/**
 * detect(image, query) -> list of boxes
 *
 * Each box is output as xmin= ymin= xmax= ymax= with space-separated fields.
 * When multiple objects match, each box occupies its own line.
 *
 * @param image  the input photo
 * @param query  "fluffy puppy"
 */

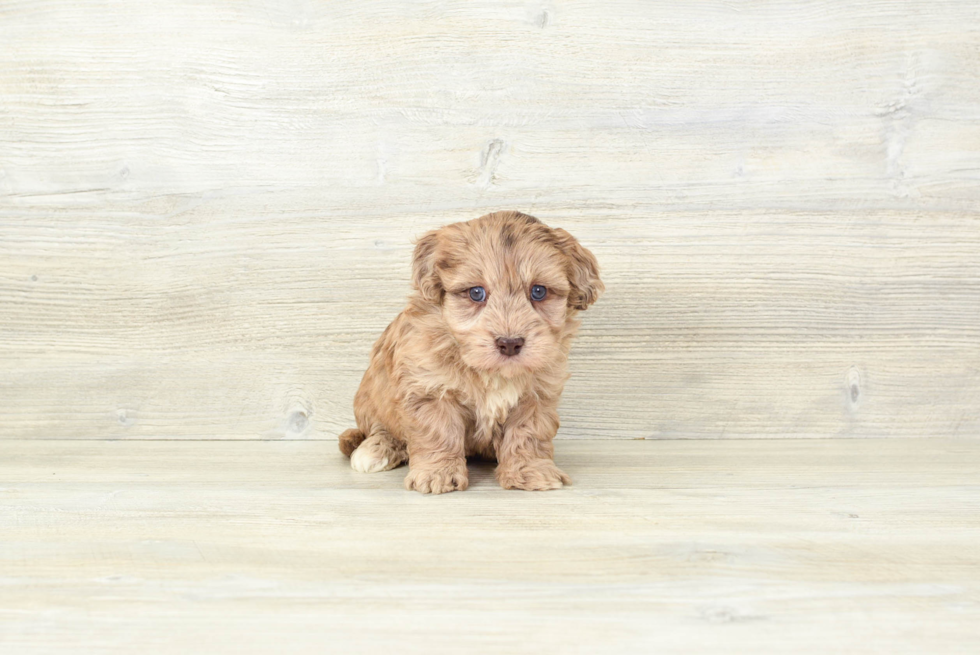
xmin=338 ymin=210 xmax=602 ymax=494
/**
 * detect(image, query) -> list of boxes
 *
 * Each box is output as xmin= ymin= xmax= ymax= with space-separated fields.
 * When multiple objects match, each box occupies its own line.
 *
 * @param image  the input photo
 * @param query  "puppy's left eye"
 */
xmin=530 ymin=285 xmax=547 ymax=301
xmin=468 ymin=286 xmax=487 ymax=303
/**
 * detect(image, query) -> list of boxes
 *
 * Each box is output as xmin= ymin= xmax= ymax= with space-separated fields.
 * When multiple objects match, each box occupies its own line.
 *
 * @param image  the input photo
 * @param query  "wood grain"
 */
xmin=1 ymin=439 xmax=979 ymax=653
xmin=1 ymin=1 xmax=978 ymax=439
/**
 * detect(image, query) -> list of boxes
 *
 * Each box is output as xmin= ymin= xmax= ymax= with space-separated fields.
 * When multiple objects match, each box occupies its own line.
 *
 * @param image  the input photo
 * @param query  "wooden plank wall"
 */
xmin=1 ymin=1 xmax=978 ymax=440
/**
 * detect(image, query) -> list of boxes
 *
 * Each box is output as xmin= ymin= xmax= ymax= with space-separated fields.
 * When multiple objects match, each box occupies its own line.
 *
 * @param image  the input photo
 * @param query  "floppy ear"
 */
xmin=411 ymin=230 xmax=443 ymax=304
xmin=553 ymin=228 xmax=603 ymax=310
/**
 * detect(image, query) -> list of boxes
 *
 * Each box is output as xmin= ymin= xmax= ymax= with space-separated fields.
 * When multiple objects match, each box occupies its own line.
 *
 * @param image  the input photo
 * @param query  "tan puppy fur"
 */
xmin=338 ymin=211 xmax=603 ymax=494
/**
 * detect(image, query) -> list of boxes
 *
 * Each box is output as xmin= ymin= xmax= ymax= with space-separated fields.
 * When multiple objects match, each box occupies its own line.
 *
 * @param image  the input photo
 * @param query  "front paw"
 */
xmin=496 ymin=458 xmax=571 ymax=491
xmin=404 ymin=460 xmax=469 ymax=494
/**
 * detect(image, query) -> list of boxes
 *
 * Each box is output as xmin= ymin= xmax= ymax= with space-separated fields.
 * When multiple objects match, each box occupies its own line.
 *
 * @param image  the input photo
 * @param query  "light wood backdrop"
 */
xmin=1 ymin=1 xmax=978 ymax=440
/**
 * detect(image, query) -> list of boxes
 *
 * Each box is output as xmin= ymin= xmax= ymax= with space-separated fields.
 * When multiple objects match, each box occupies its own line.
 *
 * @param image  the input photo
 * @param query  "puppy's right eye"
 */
xmin=468 ymin=286 xmax=487 ymax=303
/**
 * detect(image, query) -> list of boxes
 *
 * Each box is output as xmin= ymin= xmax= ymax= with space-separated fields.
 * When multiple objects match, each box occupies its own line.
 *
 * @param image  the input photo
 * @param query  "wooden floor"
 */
xmin=1 ymin=439 xmax=978 ymax=654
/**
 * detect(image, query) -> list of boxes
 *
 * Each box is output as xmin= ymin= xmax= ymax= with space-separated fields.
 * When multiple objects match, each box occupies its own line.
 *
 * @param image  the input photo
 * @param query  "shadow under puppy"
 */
xmin=339 ymin=211 xmax=603 ymax=493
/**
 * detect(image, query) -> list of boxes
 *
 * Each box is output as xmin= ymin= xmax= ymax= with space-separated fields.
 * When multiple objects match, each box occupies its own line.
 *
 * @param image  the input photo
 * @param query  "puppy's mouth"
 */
xmin=485 ymin=341 xmax=541 ymax=376
xmin=493 ymin=352 xmax=531 ymax=372
xmin=458 ymin=339 xmax=539 ymax=375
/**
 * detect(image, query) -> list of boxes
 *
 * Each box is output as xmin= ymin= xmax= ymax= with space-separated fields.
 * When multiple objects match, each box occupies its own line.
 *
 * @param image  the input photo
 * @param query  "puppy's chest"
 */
xmin=472 ymin=375 xmax=525 ymax=425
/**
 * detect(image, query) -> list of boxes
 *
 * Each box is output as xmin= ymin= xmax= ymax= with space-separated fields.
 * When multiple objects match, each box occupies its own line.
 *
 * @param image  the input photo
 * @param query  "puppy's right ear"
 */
xmin=411 ymin=230 xmax=443 ymax=304
xmin=553 ymin=228 xmax=603 ymax=311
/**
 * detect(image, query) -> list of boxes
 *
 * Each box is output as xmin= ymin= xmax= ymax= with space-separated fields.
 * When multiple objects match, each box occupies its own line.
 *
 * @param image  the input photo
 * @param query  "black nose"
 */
xmin=495 ymin=337 xmax=525 ymax=357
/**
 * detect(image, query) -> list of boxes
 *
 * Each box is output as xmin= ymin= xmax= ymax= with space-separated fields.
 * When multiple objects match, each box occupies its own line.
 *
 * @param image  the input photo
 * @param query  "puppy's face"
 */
xmin=412 ymin=212 xmax=603 ymax=376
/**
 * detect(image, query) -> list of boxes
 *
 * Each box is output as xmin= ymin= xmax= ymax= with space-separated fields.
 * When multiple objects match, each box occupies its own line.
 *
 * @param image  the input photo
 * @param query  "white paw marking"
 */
xmin=350 ymin=444 xmax=390 ymax=473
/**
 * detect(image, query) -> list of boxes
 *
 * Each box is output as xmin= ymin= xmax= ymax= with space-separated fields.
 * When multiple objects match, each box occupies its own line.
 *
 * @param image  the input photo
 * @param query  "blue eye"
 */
xmin=530 ymin=285 xmax=547 ymax=301
xmin=468 ymin=286 xmax=487 ymax=302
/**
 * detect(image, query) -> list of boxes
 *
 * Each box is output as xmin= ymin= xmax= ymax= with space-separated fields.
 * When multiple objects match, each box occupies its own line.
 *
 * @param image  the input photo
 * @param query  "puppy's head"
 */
xmin=412 ymin=211 xmax=603 ymax=375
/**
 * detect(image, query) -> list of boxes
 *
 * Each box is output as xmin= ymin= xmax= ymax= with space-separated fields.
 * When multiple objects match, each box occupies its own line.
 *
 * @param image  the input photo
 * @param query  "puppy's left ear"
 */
xmin=553 ymin=228 xmax=604 ymax=310
xmin=411 ymin=230 xmax=444 ymax=304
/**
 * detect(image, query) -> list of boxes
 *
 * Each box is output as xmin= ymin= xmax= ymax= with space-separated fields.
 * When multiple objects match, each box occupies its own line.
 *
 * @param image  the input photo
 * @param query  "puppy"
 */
xmin=338 ymin=210 xmax=602 ymax=494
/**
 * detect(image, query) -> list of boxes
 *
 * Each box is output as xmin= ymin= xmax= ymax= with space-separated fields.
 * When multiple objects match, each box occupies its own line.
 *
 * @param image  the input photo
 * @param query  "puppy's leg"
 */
xmin=349 ymin=425 xmax=408 ymax=473
xmin=403 ymin=396 xmax=468 ymax=494
xmin=338 ymin=428 xmax=366 ymax=458
xmin=495 ymin=400 xmax=570 ymax=491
